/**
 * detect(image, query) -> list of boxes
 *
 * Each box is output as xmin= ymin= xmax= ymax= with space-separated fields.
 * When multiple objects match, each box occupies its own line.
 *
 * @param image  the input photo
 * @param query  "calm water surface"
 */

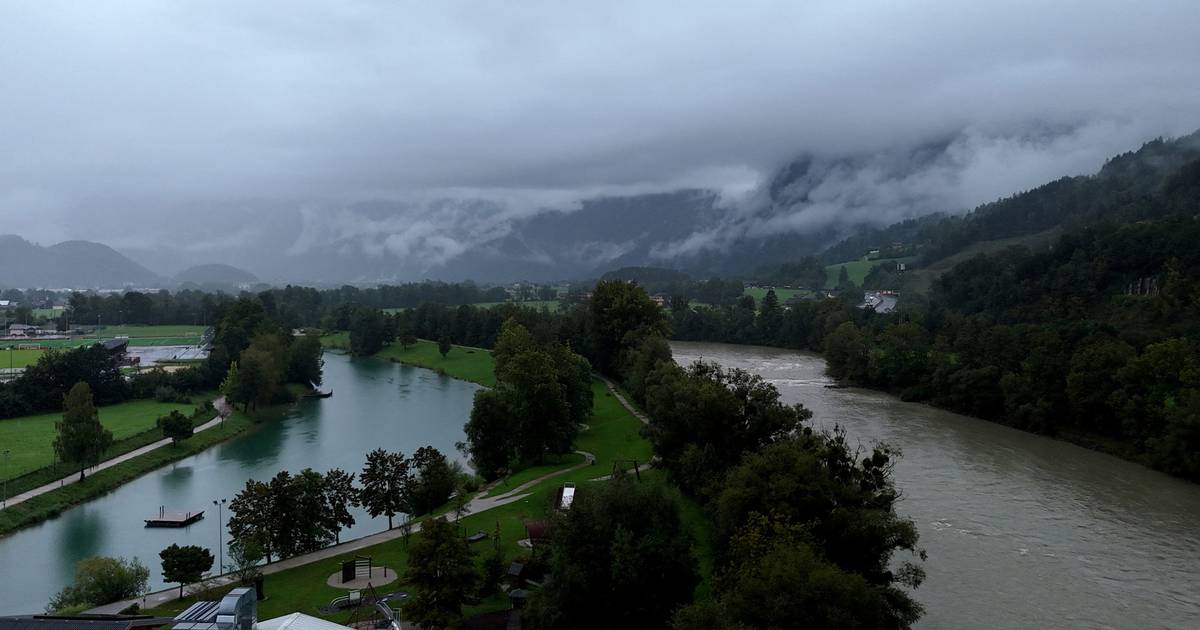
xmin=0 ymin=352 xmax=476 ymax=614
xmin=673 ymin=341 xmax=1200 ymax=630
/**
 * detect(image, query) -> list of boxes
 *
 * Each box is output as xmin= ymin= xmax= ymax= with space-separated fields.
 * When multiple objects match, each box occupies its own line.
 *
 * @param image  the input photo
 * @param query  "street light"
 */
xmin=3 ymin=450 xmax=10 ymax=507
xmin=213 ymin=498 xmax=227 ymax=574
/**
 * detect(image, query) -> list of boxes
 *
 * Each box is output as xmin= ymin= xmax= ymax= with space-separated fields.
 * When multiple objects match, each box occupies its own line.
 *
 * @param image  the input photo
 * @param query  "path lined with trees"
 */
xmin=3 ymin=397 xmax=230 ymax=509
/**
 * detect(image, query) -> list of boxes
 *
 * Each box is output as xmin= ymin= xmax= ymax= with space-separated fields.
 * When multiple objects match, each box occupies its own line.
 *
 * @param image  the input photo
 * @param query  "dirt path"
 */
xmin=598 ymin=375 xmax=649 ymax=425
xmin=2 ymin=397 xmax=232 ymax=510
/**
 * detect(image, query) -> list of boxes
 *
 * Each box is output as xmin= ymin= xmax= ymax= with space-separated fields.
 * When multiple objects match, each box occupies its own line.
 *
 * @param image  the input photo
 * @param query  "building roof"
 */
xmin=102 ymin=338 xmax=129 ymax=352
xmin=0 ymin=615 xmax=174 ymax=630
xmin=256 ymin=614 xmax=349 ymax=630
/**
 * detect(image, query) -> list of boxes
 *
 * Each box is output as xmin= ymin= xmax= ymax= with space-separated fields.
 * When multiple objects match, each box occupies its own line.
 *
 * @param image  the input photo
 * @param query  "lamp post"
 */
xmin=3 ymin=450 xmax=10 ymax=507
xmin=213 ymin=498 xmax=227 ymax=574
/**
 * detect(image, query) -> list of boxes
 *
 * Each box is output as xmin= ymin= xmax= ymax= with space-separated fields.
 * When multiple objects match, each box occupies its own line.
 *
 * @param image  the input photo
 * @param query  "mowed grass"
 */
xmin=376 ymin=341 xmax=497 ymax=387
xmin=824 ymin=256 xmax=916 ymax=288
xmin=0 ymin=398 xmax=211 ymax=481
xmin=0 ymin=348 xmax=45 ymax=368
xmin=99 ymin=325 xmax=207 ymax=338
xmin=0 ymin=408 xmax=247 ymax=537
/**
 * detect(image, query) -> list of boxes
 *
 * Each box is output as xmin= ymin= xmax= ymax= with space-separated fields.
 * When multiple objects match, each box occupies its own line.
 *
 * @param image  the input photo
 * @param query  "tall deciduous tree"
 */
xmin=54 ymin=382 xmax=113 ymax=481
xmin=589 ymin=280 xmax=669 ymax=374
xmin=324 ymin=468 xmax=359 ymax=544
xmin=227 ymin=479 xmax=275 ymax=563
xmin=359 ymin=449 xmax=409 ymax=529
xmin=404 ymin=518 xmax=479 ymax=630
xmin=159 ymin=544 xmax=214 ymax=598
xmin=524 ymin=477 xmax=698 ymax=630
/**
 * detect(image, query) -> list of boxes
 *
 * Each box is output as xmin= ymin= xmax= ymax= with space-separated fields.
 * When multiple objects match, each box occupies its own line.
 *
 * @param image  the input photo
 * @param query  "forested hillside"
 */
xmin=673 ymin=154 xmax=1200 ymax=479
xmin=821 ymin=132 xmax=1200 ymax=268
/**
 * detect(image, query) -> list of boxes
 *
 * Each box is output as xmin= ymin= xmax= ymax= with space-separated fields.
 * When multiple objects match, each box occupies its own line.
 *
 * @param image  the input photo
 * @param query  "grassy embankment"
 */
xmin=0 ymin=398 xmax=259 ymax=538
xmin=321 ymin=333 xmax=497 ymax=387
xmin=147 ymin=339 xmax=710 ymax=622
xmin=0 ymin=397 xmax=215 ymax=484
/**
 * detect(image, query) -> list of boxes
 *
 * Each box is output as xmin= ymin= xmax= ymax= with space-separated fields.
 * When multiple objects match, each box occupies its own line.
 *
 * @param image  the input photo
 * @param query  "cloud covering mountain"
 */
xmin=2 ymin=1 xmax=1199 ymax=281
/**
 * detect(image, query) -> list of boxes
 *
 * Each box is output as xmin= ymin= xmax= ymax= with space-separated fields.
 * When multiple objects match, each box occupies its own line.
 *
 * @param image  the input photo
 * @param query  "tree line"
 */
xmin=668 ymin=167 xmax=1200 ymax=480
xmin=225 ymin=445 xmax=463 ymax=563
xmin=361 ymin=281 xmax=925 ymax=629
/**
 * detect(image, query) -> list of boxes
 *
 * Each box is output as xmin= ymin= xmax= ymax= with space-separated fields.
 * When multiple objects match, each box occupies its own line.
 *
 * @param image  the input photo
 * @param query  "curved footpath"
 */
xmin=90 ymin=447 xmax=596 ymax=614
xmin=2 ymin=398 xmax=232 ymax=510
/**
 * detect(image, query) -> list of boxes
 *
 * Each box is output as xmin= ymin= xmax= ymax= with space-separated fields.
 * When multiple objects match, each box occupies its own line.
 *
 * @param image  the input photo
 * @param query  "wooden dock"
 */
xmin=144 ymin=508 xmax=204 ymax=528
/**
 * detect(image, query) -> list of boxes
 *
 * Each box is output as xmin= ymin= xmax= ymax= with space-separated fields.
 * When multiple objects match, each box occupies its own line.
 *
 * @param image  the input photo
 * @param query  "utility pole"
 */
xmin=212 ymin=498 xmax=227 ymax=574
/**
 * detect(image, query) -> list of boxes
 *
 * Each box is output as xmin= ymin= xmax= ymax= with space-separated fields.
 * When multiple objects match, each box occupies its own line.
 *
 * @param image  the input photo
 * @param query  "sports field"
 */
xmin=0 ymin=348 xmax=45 ymax=368
xmin=0 ymin=397 xmax=213 ymax=482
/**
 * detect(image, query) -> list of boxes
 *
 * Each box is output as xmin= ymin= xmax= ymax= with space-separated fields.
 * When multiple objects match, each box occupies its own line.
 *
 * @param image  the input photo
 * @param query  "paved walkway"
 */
xmin=89 ymin=447 xmax=597 ymax=614
xmin=2 ymin=398 xmax=231 ymax=510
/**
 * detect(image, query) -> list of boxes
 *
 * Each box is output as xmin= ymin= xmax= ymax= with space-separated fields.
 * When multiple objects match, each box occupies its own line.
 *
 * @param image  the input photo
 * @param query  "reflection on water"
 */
xmin=0 ymin=353 xmax=477 ymax=614
xmin=672 ymin=341 xmax=1200 ymax=630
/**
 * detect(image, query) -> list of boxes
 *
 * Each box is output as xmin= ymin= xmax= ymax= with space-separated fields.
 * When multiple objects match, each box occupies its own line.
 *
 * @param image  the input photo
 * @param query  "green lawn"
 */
xmin=0 ymin=407 xmax=248 ymax=537
xmin=0 ymin=398 xmax=213 ymax=481
xmin=0 ymin=348 xmax=44 ymax=368
xmin=99 ymin=325 xmax=207 ymax=338
xmin=824 ymin=256 xmax=917 ymax=288
xmin=376 ymin=341 xmax=497 ymax=387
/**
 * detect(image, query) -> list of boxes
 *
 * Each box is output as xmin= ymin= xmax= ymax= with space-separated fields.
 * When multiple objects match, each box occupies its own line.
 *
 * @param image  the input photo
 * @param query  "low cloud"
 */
xmin=1 ymin=1 xmax=1198 ymax=278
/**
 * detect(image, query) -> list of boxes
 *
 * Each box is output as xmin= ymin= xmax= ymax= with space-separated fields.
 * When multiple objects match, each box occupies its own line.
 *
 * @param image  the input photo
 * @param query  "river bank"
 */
xmin=674 ymin=336 xmax=1181 ymax=481
xmin=671 ymin=340 xmax=1200 ymax=630
xmin=0 ymin=353 xmax=480 ymax=615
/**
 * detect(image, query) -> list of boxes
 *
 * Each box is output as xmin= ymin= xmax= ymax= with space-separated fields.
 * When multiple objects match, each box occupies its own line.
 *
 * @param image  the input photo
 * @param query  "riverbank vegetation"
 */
xmin=220 ymin=281 xmax=920 ymax=628
xmin=0 ymin=410 xmax=254 ymax=537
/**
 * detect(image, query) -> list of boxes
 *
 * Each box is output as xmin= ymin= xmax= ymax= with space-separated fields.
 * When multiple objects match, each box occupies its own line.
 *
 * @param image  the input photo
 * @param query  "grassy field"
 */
xmin=0 ymin=408 xmax=250 ymax=537
xmin=0 ymin=397 xmax=215 ymax=482
xmin=824 ymin=256 xmax=917 ymax=288
xmin=99 ymin=325 xmax=207 ymax=338
xmin=0 ymin=347 xmax=45 ymax=368
xmin=322 ymin=333 xmax=497 ymax=387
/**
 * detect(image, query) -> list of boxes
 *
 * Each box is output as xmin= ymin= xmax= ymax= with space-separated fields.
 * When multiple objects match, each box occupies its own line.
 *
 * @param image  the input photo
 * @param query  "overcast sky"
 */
xmin=2 ymin=1 xmax=1199 ymax=274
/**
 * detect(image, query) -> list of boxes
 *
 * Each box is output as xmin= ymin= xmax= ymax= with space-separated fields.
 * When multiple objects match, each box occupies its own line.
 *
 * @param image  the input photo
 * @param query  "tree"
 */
xmin=227 ymin=535 xmax=265 ymax=585
xmin=404 ymin=518 xmax=479 ymax=629
xmin=480 ymin=523 xmax=505 ymax=596
xmin=642 ymin=361 xmax=811 ymax=494
xmin=48 ymin=556 xmax=149 ymax=613
xmin=438 ymin=335 xmax=452 ymax=358
xmin=159 ymin=410 xmax=193 ymax=444
xmin=159 ymin=544 xmax=214 ymax=599
xmin=406 ymin=446 xmax=456 ymax=516
xmin=233 ymin=347 xmax=282 ymax=410
xmin=464 ymin=389 xmax=515 ymax=480
xmin=54 ymin=382 xmax=114 ymax=481
xmin=677 ymin=514 xmax=905 ymax=630
xmin=227 ymin=479 xmax=275 ymax=563
xmin=359 ymin=448 xmax=409 ymax=529
xmin=589 ymin=280 xmax=670 ymax=374
xmin=349 ymin=307 xmax=387 ymax=356
xmin=287 ymin=333 xmax=324 ymax=385
xmin=711 ymin=432 xmax=924 ymax=625
xmin=524 ymin=476 xmax=698 ymax=630
xmin=324 ymin=468 xmax=359 ymax=544
xmin=824 ymin=321 xmax=869 ymax=382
